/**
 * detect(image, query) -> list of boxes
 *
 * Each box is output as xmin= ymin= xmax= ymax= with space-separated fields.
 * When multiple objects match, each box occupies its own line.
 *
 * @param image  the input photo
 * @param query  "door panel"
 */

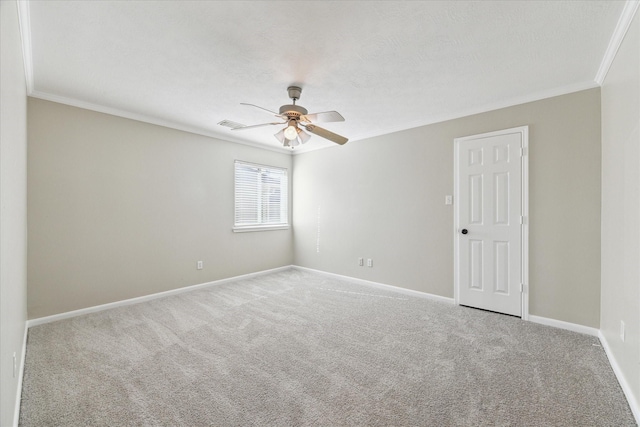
xmin=469 ymin=174 xmax=483 ymax=224
xmin=494 ymin=241 xmax=509 ymax=293
xmin=456 ymin=129 xmax=525 ymax=317
xmin=470 ymin=240 xmax=483 ymax=289
xmin=494 ymin=172 xmax=509 ymax=224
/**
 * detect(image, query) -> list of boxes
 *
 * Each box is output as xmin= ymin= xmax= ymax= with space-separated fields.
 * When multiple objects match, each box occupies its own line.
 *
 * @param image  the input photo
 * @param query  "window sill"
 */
xmin=232 ymin=225 xmax=290 ymax=233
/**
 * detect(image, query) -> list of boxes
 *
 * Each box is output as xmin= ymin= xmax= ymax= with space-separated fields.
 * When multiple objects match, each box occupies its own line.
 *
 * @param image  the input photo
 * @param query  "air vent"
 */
xmin=217 ymin=120 xmax=246 ymax=129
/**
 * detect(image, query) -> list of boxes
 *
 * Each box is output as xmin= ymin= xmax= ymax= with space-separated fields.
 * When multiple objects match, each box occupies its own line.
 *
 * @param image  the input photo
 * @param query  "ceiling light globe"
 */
xmin=284 ymin=125 xmax=298 ymax=140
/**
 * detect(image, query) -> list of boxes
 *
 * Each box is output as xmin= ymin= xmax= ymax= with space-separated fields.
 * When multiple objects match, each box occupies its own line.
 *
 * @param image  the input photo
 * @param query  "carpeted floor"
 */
xmin=19 ymin=268 xmax=636 ymax=426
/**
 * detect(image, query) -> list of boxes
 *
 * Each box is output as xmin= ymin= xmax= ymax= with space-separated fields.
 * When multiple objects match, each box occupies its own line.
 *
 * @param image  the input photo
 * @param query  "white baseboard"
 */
xmin=599 ymin=331 xmax=640 ymax=424
xmin=292 ymin=265 xmax=455 ymax=304
xmin=528 ymin=314 xmax=599 ymax=337
xmin=13 ymin=322 xmax=28 ymax=427
xmin=292 ymin=268 xmax=599 ymax=337
xmin=27 ymin=266 xmax=293 ymax=328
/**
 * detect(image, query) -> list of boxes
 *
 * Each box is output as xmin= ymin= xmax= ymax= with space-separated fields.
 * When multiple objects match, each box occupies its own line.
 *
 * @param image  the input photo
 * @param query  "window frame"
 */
xmin=232 ymin=160 xmax=289 ymax=233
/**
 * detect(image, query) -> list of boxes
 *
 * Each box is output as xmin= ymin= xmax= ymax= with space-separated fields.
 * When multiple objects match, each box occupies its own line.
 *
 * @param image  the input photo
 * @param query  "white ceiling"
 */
xmin=22 ymin=1 xmax=627 ymax=153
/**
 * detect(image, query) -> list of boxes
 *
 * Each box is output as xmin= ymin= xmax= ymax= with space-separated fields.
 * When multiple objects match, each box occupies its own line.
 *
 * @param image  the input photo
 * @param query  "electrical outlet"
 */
xmin=358 ymin=257 xmax=364 ymax=266
xmin=367 ymin=259 xmax=373 ymax=267
xmin=197 ymin=261 xmax=203 ymax=270
xmin=620 ymin=321 xmax=625 ymax=342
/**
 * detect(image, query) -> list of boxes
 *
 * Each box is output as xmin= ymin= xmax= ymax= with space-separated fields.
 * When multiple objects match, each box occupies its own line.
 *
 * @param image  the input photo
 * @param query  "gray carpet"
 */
xmin=19 ymin=268 xmax=636 ymax=426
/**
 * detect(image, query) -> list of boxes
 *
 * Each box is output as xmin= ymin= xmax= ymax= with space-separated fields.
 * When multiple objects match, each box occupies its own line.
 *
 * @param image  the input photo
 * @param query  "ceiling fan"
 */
xmin=219 ymin=86 xmax=348 ymax=148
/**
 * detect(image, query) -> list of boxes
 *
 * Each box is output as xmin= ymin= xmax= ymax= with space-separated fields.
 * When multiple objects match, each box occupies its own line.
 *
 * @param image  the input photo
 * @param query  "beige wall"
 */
xmin=601 ymin=10 xmax=639 ymax=414
xmin=27 ymin=99 xmax=293 ymax=318
xmin=293 ymin=88 xmax=602 ymax=328
xmin=1 ymin=1 xmax=29 ymax=425
xmin=28 ymin=87 xmax=603 ymax=333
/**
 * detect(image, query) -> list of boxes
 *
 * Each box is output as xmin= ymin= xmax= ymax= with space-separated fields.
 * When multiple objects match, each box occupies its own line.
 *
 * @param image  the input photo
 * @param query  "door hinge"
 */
xmin=520 ymin=283 xmax=525 ymax=293
xmin=520 ymin=147 xmax=528 ymax=157
xmin=520 ymin=215 xmax=527 ymax=225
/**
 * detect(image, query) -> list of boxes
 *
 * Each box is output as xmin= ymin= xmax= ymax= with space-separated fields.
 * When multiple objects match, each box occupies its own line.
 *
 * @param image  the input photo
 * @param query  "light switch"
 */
xmin=445 ymin=195 xmax=453 ymax=205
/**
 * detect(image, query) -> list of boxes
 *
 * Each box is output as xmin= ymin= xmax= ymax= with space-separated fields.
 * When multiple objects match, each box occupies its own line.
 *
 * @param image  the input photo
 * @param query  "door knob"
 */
xmin=461 ymin=229 xmax=468 ymax=235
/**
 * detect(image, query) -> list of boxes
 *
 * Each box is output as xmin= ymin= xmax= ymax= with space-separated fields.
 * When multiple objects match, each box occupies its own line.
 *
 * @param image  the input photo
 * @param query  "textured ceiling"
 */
xmin=24 ymin=1 xmax=626 ymax=153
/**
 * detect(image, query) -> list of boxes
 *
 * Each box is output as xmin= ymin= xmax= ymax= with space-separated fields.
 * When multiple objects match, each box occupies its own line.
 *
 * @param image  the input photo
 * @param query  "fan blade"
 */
xmin=231 ymin=122 xmax=285 ymax=131
xmin=302 ymin=124 xmax=348 ymax=145
xmin=240 ymin=103 xmax=282 ymax=117
xmin=301 ymin=111 xmax=345 ymax=123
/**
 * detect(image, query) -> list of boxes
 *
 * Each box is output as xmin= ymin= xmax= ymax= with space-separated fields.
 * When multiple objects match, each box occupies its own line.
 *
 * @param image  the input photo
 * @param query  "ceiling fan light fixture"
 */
xmin=284 ymin=121 xmax=298 ymax=140
xmin=298 ymin=128 xmax=311 ymax=144
xmin=274 ymin=126 xmax=309 ymax=148
xmin=274 ymin=129 xmax=286 ymax=144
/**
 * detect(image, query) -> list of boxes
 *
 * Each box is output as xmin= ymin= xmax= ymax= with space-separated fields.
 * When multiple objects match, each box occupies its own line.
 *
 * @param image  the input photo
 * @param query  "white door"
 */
xmin=454 ymin=127 xmax=528 ymax=317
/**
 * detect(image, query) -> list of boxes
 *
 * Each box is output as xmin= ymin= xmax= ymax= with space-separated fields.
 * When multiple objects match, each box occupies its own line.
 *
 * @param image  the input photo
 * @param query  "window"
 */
xmin=233 ymin=160 xmax=289 ymax=232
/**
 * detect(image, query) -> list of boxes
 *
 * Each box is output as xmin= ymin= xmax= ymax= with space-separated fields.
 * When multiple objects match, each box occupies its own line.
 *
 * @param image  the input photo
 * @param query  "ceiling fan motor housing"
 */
xmin=279 ymin=104 xmax=308 ymax=118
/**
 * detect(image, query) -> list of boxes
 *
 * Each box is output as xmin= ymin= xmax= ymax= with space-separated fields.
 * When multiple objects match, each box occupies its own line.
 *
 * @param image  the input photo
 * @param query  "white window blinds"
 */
xmin=234 ymin=161 xmax=288 ymax=230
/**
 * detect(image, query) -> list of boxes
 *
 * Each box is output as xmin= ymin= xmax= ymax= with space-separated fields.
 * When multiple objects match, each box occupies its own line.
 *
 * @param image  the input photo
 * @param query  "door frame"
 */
xmin=453 ymin=126 xmax=529 ymax=319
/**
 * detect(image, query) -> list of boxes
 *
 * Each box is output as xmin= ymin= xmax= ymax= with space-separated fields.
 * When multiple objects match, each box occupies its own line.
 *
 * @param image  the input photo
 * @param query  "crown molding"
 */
xmin=29 ymin=91 xmax=292 ymax=155
xmin=595 ymin=0 xmax=639 ymax=84
xmin=17 ymin=0 xmax=34 ymax=93
xmin=294 ymin=80 xmax=600 ymax=155
xmin=361 ymin=81 xmax=600 ymax=142
xmin=24 ymin=76 xmax=600 ymax=160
